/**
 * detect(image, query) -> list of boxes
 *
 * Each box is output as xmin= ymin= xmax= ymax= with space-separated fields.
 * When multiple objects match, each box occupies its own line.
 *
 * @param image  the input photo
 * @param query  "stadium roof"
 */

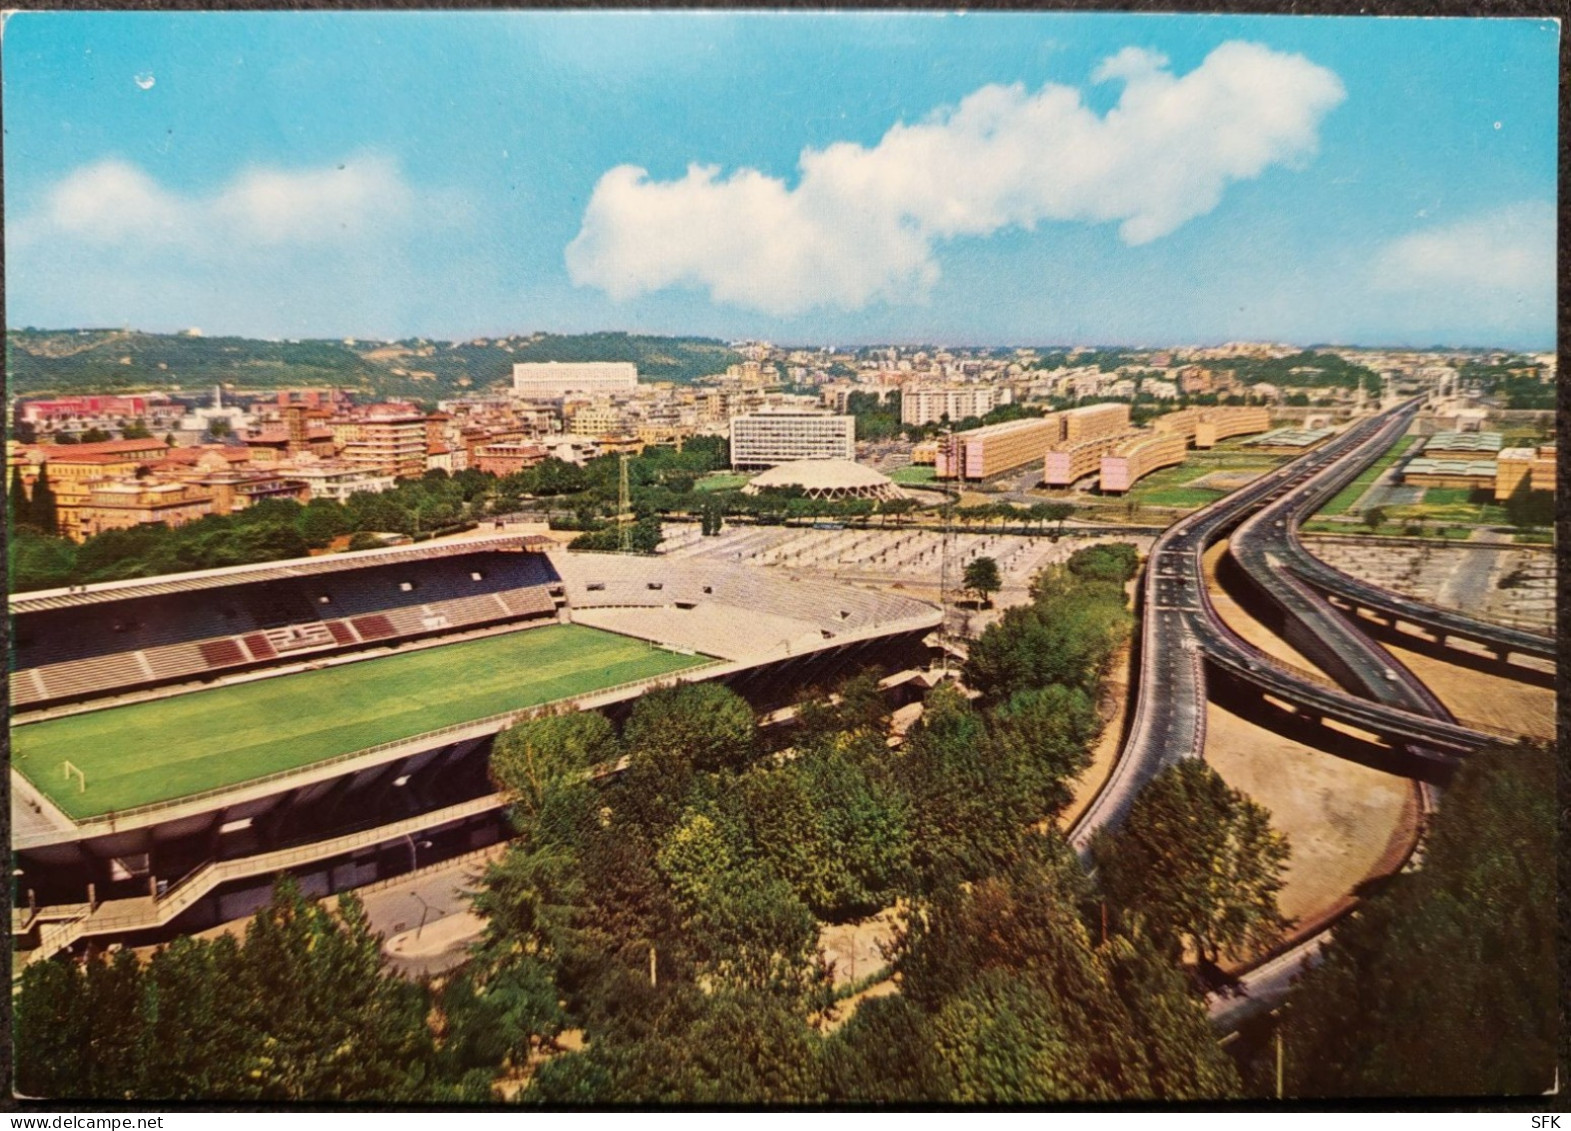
xmin=9 ymin=533 xmax=554 ymax=614
xmin=743 ymin=459 xmax=904 ymax=500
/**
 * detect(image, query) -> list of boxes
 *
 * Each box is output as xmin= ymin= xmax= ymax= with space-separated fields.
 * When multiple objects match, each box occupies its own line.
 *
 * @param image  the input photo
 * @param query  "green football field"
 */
xmin=12 ymin=625 xmax=713 ymax=820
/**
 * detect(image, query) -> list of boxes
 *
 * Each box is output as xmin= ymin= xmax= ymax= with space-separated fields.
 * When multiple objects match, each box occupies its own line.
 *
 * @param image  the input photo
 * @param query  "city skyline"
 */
xmin=3 ymin=12 xmax=1558 ymax=349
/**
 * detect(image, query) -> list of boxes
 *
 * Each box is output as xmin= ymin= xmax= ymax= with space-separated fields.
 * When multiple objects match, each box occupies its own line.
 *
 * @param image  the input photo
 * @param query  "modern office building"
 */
xmin=512 ymin=361 xmax=639 ymax=399
xmin=730 ymin=411 xmax=856 ymax=469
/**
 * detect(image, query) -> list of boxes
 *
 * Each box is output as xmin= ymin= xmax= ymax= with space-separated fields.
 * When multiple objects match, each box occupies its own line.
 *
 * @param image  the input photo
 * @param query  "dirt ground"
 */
xmin=1200 ymin=541 xmax=1418 ymax=936
xmin=1378 ymin=640 xmax=1555 ymax=742
xmin=818 ymin=906 xmax=901 ymax=988
xmin=1059 ymin=639 xmax=1133 ymax=830
xmin=1203 ymin=701 xmax=1417 ymax=932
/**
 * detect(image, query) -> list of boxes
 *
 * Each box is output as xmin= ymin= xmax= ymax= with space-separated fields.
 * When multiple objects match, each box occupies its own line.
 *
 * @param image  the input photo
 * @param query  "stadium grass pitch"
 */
xmin=12 ymin=624 xmax=713 ymax=820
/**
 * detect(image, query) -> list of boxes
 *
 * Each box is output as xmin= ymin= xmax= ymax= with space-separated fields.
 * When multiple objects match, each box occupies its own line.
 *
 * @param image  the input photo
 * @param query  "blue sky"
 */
xmin=3 ymin=12 xmax=1558 ymax=347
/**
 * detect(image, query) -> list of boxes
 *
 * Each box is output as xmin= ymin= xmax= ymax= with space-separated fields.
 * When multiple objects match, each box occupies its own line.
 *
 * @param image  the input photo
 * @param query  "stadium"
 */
xmin=10 ymin=534 xmax=941 ymax=960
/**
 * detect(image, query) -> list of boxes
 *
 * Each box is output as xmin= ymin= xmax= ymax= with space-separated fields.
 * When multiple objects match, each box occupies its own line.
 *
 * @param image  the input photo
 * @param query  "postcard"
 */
xmin=5 ymin=10 xmax=1557 ymax=1107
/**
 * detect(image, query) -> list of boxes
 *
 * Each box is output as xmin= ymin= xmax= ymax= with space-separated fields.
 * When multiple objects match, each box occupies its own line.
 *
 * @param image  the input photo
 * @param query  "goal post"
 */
xmin=62 ymin=760 xmax=86 ymax=794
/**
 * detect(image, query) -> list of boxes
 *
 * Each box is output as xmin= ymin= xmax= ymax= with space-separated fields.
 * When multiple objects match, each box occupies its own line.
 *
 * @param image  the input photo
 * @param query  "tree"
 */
xmin=121 ymin=418 xmax=153 ymax=440
xmin=1031 ymin=501 xmax=1074 ymax=537
xmin=984 ymin=683 xmax=1102 ymax=821
xmin=1067 ymin=542 xmax=1140 ymax=584
xmin=15 ymin=957 xmax=90 ymax=1098
xmin=1279 ymin=743 xmax=1554 ymax=1097
xmin=297 ymin=499 xmax=350 ymax=548
xmin=9 ymin=464 xmax=31 ymax=530
xmin=80 ymin=426 xmax=112 ymax=443
xmin=489 ymin=710 xmax=619 ymax=831
xmin=224 ymin=879 xmax=437 ymax=1101
xmin=623 ymin=682 xmax=755 ymax=778
xmin=1092 ymin=759 xmax=1291 ymax=965
xmin=1362 ymin=505 xmax=1387 ymax=532
xmin=30 ymin=462 xmax=58 ymax=536
xmin=890 ymin=836 xmax=1240 ymax=1101
xmin=963 ymin=556 xmax=1002 ymax=607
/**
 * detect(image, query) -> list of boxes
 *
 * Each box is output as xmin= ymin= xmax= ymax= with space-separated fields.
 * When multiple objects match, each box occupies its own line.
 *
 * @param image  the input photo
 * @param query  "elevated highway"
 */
xmin=1069 ymin=400 xmax=1506 ymax=855
xmin=1244 ymin=408 xmax=1554 ymax=664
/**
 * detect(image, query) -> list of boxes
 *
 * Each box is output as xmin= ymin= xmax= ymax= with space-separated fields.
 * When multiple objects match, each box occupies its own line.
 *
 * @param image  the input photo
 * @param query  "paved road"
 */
xmin=1068 ymin=399 xmax=1496 ymax=858
xmin=1249 ymin=408 xmax=1553 ymax=663
xmin=357 ymin=846 xmax=503 ymax=977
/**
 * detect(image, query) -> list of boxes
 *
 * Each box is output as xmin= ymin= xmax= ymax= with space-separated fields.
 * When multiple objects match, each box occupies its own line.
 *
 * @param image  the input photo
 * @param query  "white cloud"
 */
xmin=14 ymin=154 xmax=418 ymax=254
xmin=1371 ymin=202 xmax=1555 ymax=299
xmin=7 ymin=155 xmax=468 ymax=338
xmin=566 ymin=40 xmax=1346 ymax=315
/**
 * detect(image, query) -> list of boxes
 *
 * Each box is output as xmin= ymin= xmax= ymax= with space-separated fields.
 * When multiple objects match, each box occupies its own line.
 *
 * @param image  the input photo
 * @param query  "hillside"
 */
xmin=6 ymin=329 xmax=741 ymax=399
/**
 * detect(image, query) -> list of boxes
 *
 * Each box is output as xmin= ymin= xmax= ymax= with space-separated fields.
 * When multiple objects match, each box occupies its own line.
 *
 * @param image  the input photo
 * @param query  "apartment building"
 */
xmin=1060 ymin=402 xmax=1130 ymax=444
xmin=1043 ymin=431 xmax=1137 ymax=487
xmin=936 ymin=415 xmax=1062 ymax=481
xmin=900 ymin=385 xmax=1004 ymax=427
xmin=77 ymin=479 xmax=216 ymax=538
xmin=336 ymin=415 xmax=429 ymax=480
xmin=1099 ymin=432 xmax=1188 ymax=494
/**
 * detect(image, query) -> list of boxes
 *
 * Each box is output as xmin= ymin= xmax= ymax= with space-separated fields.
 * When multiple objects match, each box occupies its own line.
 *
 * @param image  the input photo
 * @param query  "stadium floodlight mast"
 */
xmin=618 ymin=453 xmax=632 ymax=553
xmin=938 ymin=425 xmax=954 ymax=678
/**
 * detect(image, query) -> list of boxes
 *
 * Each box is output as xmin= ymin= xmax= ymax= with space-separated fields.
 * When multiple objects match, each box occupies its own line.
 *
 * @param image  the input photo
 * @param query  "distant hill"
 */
xmin=6 ymin=329 xmax=742 ymax=399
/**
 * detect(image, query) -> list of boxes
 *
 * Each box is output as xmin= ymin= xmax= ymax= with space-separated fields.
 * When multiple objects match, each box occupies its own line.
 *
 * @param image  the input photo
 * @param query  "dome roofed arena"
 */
xmin=742 ymin=458 xmax=906 ymax=502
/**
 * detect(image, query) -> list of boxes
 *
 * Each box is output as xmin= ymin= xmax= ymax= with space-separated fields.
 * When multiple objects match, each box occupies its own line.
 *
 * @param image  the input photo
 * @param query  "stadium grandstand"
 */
xmin=10 ymin=536 xmax=566 ymax=711
xmin=11 ymin=542 xmax=941 ymax=953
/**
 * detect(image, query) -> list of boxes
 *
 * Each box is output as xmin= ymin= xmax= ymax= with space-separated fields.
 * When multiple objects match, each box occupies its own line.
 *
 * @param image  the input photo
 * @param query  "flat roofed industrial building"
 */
xmin=1242 ymin=426 xmax=1334 ymax=453
xmin=1422 ymin=430 xmax=1502 ymax=455
xmin=1401 ymin=457 xmax=1499 ymax=489
xmin=729 ymin=411 xmax=856 ymax=469
xmin=512 ymin=361 xmax=639 ymax=398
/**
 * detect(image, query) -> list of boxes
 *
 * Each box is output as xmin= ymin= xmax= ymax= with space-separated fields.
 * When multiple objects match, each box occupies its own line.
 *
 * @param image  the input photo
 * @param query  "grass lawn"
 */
xmin=1315 ymin=435 xmax=1418 ymax=516
xmin=1301 ymin=519 xmax=1484 ymax=542
xmin=694 ymin=473 xmax=751 ymax=493
xmin=13 ymin=625 xmax=712 ymax=820
xmin=890 ymin=465 xmax=937 ymax=485
xmin=1128 ymin=485 xmax=1226 ymax=509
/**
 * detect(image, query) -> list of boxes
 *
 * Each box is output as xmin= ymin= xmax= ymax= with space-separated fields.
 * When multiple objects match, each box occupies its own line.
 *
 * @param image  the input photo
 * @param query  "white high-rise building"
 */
xmin=730 ymin=411 xmax=856 ymax=469
xmin=512 ymin=361 xmax=638 ymax=399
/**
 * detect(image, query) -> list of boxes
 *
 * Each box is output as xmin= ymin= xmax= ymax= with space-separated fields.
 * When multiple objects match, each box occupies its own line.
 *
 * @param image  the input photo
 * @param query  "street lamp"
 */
xmin=400 ymin=834 xmax=432 ymax=873
xmin=409 ymin=889 xmax=438 ymax=941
